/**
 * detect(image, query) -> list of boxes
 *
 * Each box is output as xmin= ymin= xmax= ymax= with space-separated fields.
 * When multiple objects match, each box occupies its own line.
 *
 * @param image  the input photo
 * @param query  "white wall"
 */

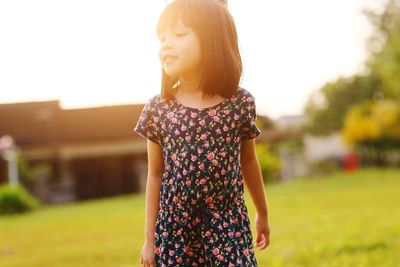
xmin=303 ymin=132 xmax=352 ymax=162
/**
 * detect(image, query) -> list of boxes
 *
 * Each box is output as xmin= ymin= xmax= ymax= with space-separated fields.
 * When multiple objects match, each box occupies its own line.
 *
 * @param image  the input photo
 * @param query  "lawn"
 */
xmin=1 ymin=167 xmax=399 ymax=267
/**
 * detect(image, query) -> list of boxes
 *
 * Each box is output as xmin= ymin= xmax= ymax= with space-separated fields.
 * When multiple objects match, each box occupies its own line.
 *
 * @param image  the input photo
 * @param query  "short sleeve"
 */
xmin=133 ymin=96 xmax=162 ymax=145
xmin=240 ymin=94 xmax=261 ymax=140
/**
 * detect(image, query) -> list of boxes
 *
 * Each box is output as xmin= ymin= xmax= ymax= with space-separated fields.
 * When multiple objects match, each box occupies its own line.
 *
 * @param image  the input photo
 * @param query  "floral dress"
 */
xmin=133 ymin=87 xmax=261 ymax=266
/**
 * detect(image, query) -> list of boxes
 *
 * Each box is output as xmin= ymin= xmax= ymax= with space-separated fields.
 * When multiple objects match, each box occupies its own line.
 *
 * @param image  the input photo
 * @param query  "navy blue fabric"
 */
xmin=134 ymin=87 xmax=260 ymax=266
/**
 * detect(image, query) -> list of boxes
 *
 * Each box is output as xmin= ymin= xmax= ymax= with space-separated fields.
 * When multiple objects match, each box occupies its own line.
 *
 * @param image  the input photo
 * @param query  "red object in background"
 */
xmin=343 ymin=152 xmax=359 ymax=171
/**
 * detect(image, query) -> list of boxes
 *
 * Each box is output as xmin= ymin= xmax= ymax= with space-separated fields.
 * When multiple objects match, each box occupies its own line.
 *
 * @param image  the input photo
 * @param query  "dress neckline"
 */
xmin=172 ymin=88 xmax=241 ymax=111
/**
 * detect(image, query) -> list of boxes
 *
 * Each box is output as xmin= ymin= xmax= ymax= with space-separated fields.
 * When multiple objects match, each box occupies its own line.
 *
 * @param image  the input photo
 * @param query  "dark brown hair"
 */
xmin=157 ymin=0 xmax=242 ymax=100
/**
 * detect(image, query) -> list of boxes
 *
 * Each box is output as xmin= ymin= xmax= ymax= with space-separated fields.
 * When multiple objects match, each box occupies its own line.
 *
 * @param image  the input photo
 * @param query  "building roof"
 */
xmin=0 ymin=100 xmax=144 ymax=147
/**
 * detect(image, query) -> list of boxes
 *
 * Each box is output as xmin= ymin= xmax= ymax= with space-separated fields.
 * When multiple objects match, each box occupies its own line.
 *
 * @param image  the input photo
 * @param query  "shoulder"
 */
xmin=237 ymin=87 xmax=256 ymax=105
xmin=147 ymin=93 xmax=161 ymax=104
xmin=143 ymin=93 xmax=162 ymax=109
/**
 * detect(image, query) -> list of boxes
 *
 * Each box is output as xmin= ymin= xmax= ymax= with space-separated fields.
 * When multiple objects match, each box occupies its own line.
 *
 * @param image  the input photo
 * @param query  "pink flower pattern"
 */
xmin=134 ymin=87 xmax=260 ymax=266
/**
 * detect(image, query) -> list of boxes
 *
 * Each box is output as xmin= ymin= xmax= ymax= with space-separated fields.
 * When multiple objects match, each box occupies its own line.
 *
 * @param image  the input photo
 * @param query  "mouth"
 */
xmin=162 ymin=55 xmax=178 ymax=63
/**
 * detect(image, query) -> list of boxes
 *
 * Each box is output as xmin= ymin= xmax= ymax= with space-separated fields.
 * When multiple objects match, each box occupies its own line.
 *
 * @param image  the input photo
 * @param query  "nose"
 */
xmin=159 ymin=39 xmax=174 ymax=63
xmin=160 ymin=37 xmax=173 ymax=51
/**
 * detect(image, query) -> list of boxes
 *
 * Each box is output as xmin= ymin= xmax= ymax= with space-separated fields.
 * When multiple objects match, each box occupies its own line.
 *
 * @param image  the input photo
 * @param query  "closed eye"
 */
xmin=158 ymin=31 xmax=187 ymax=42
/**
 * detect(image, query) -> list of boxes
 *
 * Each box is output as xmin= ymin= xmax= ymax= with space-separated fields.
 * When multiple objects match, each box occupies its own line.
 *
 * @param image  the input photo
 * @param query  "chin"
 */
xmin=164 ymin=67 xmax=183 ymax=78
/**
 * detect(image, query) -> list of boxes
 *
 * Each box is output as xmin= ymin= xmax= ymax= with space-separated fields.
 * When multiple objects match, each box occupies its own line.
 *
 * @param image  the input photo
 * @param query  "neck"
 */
xmin=178 ymin=74 xmax=202 ymax=94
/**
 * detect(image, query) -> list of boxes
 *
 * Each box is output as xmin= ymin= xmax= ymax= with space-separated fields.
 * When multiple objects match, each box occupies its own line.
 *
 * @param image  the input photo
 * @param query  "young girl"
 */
xmin=134 ymin=0 xmax=270 ymax=266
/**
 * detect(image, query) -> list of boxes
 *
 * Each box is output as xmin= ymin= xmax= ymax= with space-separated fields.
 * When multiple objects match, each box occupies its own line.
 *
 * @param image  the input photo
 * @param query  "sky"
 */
xmin=0 ymin=0 xmax=386 ymax=119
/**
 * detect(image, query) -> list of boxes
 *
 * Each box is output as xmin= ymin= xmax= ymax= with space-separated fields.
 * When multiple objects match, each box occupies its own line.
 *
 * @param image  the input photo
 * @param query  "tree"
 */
xmin=364 ymin=0 xmax=400 ymax=99
xmin=303 ymin=75 xmax=380 ymax=135
xmin=341 ymin=99 xmax=400 ymax=166
xmin=303 ymin=0 xmax=400 ymax=136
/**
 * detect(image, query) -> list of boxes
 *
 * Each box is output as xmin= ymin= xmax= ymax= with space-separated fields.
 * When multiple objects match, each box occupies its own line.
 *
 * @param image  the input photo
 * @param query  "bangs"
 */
xmin=156 ymin=1 xmax=196 ymax=39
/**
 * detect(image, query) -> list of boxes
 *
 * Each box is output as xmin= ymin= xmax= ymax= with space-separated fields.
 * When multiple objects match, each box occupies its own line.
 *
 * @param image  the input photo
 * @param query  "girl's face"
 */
xmin=158 ymin=20 xmax=202 ymax=80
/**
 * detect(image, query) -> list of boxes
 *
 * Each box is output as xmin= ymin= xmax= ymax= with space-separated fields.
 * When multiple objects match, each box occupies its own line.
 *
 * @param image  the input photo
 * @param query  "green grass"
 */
xmin=0 ymin=167 xmax=399 ymax=267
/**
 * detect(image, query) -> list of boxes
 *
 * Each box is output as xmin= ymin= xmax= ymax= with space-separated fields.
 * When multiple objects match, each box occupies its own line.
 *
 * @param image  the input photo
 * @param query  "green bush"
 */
xmin=309 ymin=157 xmax=342 ymax=177
xmin=255 ymin=142 xmax=281 ymax=183
xmin=0 ymin=184 xmax=40 ymax=215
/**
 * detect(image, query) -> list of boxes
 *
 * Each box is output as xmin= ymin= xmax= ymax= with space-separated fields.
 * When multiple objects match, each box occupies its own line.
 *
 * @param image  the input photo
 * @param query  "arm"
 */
xmin=144 ymin=139 xmax=164 ymax=244
xmin=240 ymin=138 xmax=269 ymax=218
xmin=240 ymin=138 xmax=270 ymax=250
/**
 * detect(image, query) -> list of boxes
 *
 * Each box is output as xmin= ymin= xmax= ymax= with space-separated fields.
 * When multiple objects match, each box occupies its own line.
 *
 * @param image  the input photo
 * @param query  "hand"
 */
xmin=254 ymin=213 xmax=270 ymax=250
xmin=140 ymin=241 xmax=155 ymax=267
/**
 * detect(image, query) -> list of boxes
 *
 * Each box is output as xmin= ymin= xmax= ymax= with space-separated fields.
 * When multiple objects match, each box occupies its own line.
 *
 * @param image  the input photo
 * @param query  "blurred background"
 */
xmin=0 ymin=0 xmax=399 ymax=266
